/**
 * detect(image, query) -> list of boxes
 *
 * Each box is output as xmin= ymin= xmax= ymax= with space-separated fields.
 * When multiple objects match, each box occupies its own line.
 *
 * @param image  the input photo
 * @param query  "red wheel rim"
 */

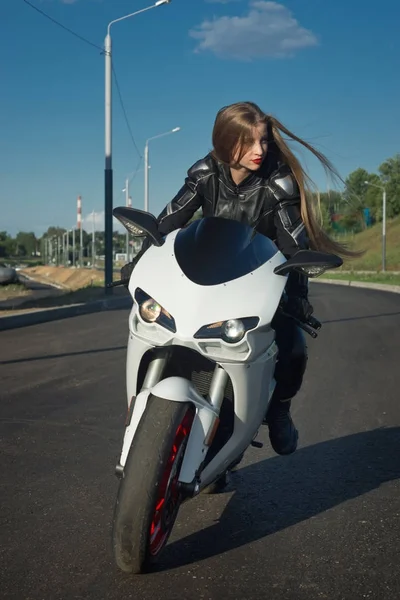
xmin=149 ymin=409 xmax=194 ymax=557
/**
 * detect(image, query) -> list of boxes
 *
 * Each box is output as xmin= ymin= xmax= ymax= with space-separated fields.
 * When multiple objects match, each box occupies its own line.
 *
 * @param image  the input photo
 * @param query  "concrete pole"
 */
xmin=72 ymin=228 xmax=76 ymax=267
xmin=104 ymin=32 xmax=113 ymax=292
xmin=92 ymin=210 xmax=96 ymax=269
xmin=125 ymin=178 xmax=130 ymax=261
xmin=382 ymin=189 xmax=387 ymax=272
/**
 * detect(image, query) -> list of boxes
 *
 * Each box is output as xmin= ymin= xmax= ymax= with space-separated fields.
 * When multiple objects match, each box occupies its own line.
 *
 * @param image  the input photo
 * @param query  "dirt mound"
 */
xmin=21 ymin=267 xmax=104 ymax=291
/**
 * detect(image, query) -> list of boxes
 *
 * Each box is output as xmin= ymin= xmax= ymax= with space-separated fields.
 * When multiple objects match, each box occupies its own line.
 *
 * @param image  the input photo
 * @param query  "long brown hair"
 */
xmin=212 ymin=101 xmax=359 ymax=258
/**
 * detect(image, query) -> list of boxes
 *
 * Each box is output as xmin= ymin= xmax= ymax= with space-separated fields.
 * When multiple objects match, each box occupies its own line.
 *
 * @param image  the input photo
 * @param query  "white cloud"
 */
xmin=81 ymin=211 xmax=104 ymax=231
xmin=190 ymin=1 xmax=318 ymax=60
xmin=81 ymin=210 xmax=125 ymax=233
xmin=82 ymin=210 xmax=126 ymax=233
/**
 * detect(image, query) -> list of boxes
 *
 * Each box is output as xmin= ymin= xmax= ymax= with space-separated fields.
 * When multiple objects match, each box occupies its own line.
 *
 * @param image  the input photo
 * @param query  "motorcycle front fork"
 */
xmin=142 ymin=348 xmax=228 ymax=412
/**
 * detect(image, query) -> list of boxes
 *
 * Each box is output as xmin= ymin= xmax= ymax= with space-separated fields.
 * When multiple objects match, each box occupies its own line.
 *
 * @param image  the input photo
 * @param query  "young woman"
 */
xmin=122 ymin=101 xmax=354 ymax=456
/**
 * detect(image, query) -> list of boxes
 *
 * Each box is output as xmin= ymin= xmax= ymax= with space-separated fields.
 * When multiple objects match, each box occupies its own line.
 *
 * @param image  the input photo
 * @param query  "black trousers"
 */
xmin=271 ymin=313 xmax=308 ymax=402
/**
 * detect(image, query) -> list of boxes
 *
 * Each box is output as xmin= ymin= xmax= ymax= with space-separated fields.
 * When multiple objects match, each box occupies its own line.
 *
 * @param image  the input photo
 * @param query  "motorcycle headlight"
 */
xmin=135 ymin=288 xmax=176 ymax=333
xmin=194 ymin=317 xmax=259 ymax=344
xmin=140 ymin=298 xmax=162 ymax=323
xmin=221 ymin=319 xmax=246 ymax=343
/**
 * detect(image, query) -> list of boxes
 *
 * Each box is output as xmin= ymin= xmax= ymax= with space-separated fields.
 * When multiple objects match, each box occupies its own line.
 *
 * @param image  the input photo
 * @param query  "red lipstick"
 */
xmin=252 ymin=158 xmax=262 ymax=165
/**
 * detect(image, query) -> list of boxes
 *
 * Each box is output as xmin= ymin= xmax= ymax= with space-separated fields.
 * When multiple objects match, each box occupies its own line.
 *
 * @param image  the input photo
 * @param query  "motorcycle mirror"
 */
xmin=113 ymin=207 xmax=164 ymax=247
xmin=274 ymin=250 xmax=343 ymax=278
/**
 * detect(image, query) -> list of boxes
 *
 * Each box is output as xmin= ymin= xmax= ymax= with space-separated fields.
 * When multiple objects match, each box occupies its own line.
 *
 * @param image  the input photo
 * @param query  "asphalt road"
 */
xmin=1 ymin=284 xmax=399 ymax=600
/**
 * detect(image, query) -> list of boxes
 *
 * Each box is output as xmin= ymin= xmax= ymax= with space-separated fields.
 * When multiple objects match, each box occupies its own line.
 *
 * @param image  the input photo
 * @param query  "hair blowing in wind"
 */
xmin=212 ymin=102 xmax=360 ymax=259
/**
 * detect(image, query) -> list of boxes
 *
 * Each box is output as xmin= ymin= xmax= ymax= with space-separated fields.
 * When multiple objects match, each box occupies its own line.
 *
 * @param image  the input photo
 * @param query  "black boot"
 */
xmin=264 ymin=399 xmax=298 ymax=455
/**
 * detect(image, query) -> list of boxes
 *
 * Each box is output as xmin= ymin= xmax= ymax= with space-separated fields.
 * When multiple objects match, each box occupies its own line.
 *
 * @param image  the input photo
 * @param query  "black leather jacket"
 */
xmin=136 ymin=153 xmax=310 ymax=298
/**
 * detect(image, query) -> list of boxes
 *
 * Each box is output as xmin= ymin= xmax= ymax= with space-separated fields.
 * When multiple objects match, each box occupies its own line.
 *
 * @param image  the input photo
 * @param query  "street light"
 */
xmin=72 ymin=227 xmax=76 ymax=267
xmin=62 ymin=231 xmax=69 ymax=267
xmin=104 ymin=0 xmax=172 ymax=294
xmin=364 ymin=180 xmax=387 ymax=272
xmin=121 ymin=180 xmax=132 ymax=261
xmin=122 ymin=167 xmax=150 ymax=260
xmin=144 ymin=127 xmax=181 ymax=212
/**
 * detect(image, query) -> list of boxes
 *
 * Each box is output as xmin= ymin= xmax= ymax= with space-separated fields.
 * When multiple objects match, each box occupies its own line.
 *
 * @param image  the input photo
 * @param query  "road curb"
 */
xmin=311 ymin=279 xmax=400 ymax=294
xmin=0 ymin=296 xmax=132 ymax=332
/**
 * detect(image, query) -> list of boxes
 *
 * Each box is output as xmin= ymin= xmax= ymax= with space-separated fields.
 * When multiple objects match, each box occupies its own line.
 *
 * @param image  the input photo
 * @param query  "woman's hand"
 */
xmin=120 ymin=261 xmax=136 ymax=285
xmin=286 ymin=296 xmax=314 ymax=322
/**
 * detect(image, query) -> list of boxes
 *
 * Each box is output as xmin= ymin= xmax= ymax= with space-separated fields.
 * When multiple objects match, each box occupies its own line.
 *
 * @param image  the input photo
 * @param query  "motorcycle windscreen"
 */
xmin=174 ymin=217 xmax=279 ymax=286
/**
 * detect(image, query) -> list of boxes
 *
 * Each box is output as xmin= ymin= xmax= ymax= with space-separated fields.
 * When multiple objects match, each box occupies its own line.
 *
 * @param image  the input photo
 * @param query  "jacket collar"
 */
xmin=217 ymin=161 xmax=257 ymax=189
xmin=213 ymin=153 xmax=280 ymax=189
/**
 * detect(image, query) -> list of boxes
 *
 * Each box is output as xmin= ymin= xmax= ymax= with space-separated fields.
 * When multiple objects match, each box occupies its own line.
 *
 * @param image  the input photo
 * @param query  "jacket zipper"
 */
xmin=234 ymin=185 xmax=241 ymax=219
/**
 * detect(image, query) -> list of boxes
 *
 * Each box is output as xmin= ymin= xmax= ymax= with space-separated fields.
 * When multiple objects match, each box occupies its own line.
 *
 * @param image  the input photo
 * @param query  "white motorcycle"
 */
xmin=111 ymin=207 xmax=342 ymax=574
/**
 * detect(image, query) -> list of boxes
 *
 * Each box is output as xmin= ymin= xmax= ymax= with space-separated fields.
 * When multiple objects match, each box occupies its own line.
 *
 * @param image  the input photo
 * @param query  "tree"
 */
xmin=319 ymin=201 xmax=334 ymax=234
xmin=320 ymin=191 xmax=343 ymax=214
xmin=343 ymin=168 xmax=372 ymax=207
xmin=363 ymin=173 xmax=382 ymax=222
xmin=44 ymin=226 xmax=66 ymax=238
xmin=342 ymin=167 xmax=389 ymax=225
xmin=340 ymin=208 xmax=365 ymax=233
xmin=15 ymin=232 xmax=38 ymax=257
xmin=379 ymin=154 xmax=400 ymax=218
xmin=0 ymin=232 xmax=16 ymax=258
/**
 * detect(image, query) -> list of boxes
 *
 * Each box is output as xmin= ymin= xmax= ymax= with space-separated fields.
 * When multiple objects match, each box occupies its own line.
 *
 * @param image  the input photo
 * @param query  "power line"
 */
xmin=115 ymin=156 xmax=143 ymax=205
xmin=22 ymin=0 xmax=103 ymax=52
xmin=112 ymin=63 xmax=142 ymax=160
xmin=22 ymin=0 xmax=144 ymax=164
xmin=130 ymin=156 xmax=144 ymax=184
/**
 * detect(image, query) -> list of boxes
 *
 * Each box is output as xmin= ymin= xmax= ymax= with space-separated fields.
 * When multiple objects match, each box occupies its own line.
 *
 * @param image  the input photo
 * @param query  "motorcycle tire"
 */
xmin=112 ymin=395 xmax=195 ymax=574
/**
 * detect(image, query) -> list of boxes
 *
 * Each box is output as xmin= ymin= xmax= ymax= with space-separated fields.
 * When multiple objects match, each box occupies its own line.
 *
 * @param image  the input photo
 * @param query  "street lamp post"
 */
xmin=79 ymin=223 xmax=83 ymax=269
xmin=91 ymin=211 xmax=96 ymax=269
xmin=364 ymin=181 xmax=387 ymax=272
xmin=144 ymin=127 xmax=180 ymax=212
xmin=62 ymin=231 xmax=70 ymax=267
xmin=121 ymin=167 xmax=146 ymax=261
xmin=72 ymin=228 xmax=76 ymax=267
xmin=66 ymin=230 xmax=71 ymax=267
xmin=62 ymin=232 xmax=66 ymax=266
xmin=122 ymin=179 xmax=132 ymax=261
xmin=104 ymin=0 xmax=171 ymax=294
xmin=42 ymin=237 xmax=47 ymax=265
xmin=50 ymin=236 xmax=56 ymax=264
xmin=63 ymin=232 xmax=68 ymax=267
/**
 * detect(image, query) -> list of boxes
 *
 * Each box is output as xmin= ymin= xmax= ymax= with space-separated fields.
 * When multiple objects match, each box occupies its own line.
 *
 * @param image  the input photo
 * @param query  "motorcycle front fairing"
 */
xmin=120 ymin=218 xmax=288 ymax=489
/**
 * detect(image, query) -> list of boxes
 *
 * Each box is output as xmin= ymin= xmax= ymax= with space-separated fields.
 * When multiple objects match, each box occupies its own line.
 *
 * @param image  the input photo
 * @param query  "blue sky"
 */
xmin=2 ymin=0 xmax=400 ymax=236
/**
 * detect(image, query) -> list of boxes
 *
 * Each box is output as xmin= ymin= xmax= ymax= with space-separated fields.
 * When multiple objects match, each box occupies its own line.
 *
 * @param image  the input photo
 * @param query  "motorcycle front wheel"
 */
xmin=112 ymin=395 xmax=195 ymax=574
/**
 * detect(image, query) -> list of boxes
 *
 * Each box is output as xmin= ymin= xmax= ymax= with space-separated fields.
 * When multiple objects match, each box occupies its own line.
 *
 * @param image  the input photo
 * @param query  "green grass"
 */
xmin=0 ymin=283 xmax=30 ymax=300
xmin=338 ymin=215 xmax=400 ymax=271
xmin=4 ymin=258 xmax=43 ymax=268
xmin=320 ymin=272 xmax=400 ymax=286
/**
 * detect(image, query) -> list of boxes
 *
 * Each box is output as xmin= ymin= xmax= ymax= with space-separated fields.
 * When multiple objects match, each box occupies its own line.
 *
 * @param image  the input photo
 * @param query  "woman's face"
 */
xmin=233 ymin=122 xmax=268 ymax=171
